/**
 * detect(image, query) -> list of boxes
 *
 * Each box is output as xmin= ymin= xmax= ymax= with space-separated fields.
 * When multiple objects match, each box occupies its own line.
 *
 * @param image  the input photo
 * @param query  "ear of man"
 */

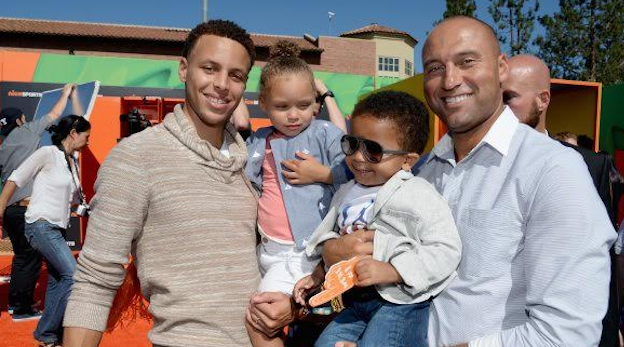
xmin=178 ymin=57 xmax=189 ymax=83
xmin=497 ymin=54 xmax=510 ymax=86
xmin=537 ymin=90 xmax=551 ymax=112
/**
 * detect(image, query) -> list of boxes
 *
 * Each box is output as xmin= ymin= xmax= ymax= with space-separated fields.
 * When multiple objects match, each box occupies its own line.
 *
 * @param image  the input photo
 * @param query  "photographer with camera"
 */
xmin=0 ymin=115 xmax=91 ymax=347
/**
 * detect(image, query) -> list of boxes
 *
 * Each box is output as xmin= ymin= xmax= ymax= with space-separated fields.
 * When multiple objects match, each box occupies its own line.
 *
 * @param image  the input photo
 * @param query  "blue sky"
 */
xmin=2 ymin=0 xmax=560 ymax=73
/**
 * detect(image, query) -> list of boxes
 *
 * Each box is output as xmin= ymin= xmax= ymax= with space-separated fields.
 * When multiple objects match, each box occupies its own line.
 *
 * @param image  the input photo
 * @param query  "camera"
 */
xmin=75 ymin=203 xmax=90 ymax=217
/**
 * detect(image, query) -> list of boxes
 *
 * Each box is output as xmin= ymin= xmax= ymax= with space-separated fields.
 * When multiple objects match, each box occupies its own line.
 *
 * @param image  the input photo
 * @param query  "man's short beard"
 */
xmin=525 ymin=100 xmax=541 ymax=129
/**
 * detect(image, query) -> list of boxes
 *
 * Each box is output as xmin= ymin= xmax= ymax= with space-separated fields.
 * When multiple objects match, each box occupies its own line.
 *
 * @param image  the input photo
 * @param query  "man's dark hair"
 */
xmin=577 ymin=134 xmax=595 ymax=151
xmin=182 ymin=20 xmax=256 ymax=69
xmin=352 ymin=91 xmax=430 ymax=154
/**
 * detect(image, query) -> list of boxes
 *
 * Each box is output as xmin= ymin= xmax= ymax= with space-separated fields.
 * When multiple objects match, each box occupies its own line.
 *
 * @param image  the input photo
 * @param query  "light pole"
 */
xmin=202 ymin=0 xmax=208 ymax=22
xmin=328 ymin=11 xmax=335 ymax=36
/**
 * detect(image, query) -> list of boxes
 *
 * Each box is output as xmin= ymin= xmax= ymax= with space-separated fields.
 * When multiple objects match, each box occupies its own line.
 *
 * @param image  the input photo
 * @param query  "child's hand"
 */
xmin=293 ymin=275 xmax=322 ymax=306
xmin=282 ymin=152 xmax=332 ymax=185
xmin=355 ymin=256 xmax=402 ymax=287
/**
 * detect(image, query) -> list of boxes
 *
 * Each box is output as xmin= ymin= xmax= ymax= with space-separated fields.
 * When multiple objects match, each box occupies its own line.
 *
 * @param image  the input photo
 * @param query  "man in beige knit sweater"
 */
xmin=63 ymin=20 xmax=261 ymax=347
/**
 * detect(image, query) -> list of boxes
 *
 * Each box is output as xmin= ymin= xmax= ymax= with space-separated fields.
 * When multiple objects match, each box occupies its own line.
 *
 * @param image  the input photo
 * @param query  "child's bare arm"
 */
xmin=314 ymin=79 xmax=347 ymax=133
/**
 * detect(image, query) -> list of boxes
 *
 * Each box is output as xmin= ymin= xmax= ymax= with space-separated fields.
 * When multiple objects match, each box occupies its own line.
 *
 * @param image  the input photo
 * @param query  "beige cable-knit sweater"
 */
xmin=64 ymin=105 xmax=260 ymax=347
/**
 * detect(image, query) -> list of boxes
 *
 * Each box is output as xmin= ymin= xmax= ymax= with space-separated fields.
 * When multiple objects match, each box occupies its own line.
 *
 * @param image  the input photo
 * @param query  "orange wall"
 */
xmin=0 ymin=51 xmax=40 ymax=82
xmin=250 ymin=118 xmax=272 ymax=130
xmin=547 ymin=85 xmax=600 ymax=149
xmin=80 ymin=96 xmax=121 ymax=200
xmin=89 ymin=97 xmax=122 ymax=162
xmin=78 ymin=96 xmax=121 ymax=242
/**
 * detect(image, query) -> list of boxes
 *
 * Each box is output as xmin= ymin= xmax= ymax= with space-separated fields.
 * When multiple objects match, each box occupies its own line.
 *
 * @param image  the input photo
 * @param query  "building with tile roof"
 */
xmin=0 ymin=17 xmax=375 ymax=75
xmin=0 ymin=17 xmax=417 ymax=79
xmin=0 ymin=17 xmax=417 ymax=117
xmin=341 ymin=23 xmax=418 ymax=80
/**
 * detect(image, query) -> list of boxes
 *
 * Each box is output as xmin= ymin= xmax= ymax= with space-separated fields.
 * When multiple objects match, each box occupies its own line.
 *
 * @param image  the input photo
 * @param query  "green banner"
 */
xmin=600 ymin=83 xmax=624 ymax=154
xmin=34 ymin=54 xmax=184 ymax=89
xmin=32 ymin=53 xmax=391 ymax=116
xmin=375 ymin=76 xmax=403 ymax=89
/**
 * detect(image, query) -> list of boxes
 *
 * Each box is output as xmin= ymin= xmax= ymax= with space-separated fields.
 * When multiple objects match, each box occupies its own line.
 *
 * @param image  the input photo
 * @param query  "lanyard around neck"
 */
xmin=58 ymin=145 xmax=86 ymax=204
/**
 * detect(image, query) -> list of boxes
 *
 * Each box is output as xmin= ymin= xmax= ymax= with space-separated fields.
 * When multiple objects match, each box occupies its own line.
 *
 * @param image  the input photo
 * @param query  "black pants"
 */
xmin=599 ymin=250 xmax=620 ymax=347
xmin=4 ymin=205 xmax=42 ymax=314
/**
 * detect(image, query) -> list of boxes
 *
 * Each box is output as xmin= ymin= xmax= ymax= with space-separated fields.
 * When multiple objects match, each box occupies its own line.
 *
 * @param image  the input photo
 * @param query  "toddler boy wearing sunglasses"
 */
xmin=295 ymin=91 xmax=462 ymax=347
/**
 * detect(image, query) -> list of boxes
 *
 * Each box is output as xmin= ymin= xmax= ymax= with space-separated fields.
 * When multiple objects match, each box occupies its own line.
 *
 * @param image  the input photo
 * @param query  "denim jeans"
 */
xmin=25 ymin=220 xmax=76 ymax=344
xmin=314 ymin=292 xmax=430 ymax=347
xmin=4 ymin=205 xmax=42 ymax=314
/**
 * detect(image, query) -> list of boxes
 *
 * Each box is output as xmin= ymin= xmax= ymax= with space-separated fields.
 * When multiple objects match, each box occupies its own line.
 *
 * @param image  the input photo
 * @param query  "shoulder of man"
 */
xmin=107 ymin=125 xmax=168 ymax=162
xmin=559 ymin=140 xmax=607 ymax=165
xmin=520 ymin=135 xmax=598 ymax=196
xmin=558 ymin=140 xmax=614 ymax=216
xmin=517 ymin=127 xmax=583 ymax=165
xmin=556 ymin=139 xmax=610 ymax=182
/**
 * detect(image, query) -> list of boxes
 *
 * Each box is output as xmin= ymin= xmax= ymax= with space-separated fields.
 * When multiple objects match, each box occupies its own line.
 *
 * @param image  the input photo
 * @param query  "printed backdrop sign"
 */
xmin=1 ymin=51 xmax=379 ymax=117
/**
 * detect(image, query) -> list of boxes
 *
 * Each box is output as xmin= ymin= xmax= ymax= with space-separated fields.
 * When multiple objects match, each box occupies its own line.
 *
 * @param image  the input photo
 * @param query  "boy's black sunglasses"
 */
xmin=340 ymin=135 xmax=409 ymax=164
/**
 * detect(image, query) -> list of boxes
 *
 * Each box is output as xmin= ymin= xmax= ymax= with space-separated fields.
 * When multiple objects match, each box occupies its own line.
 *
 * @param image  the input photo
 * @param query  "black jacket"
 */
xmin=559 ymin=141 xmax=618 ymax=347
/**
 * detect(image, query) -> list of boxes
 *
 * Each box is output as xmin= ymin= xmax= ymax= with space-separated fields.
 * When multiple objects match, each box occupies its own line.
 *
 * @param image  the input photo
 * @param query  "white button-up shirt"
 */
xmin=418 ymin=107 xmax=616 ymax=347
xmin=9 ymin=145 xmax=78 ymax=229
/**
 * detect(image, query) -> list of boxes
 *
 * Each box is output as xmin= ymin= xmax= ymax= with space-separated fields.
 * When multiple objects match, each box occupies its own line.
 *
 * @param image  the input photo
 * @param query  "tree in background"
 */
xmin=536 ymin=0 xmax=624 ymax=85
xmin=489 ymin=0 xmax=540 ymax=55
xmin=593 ymin=0 xmax=624 ymax=85
xmin=442 ymin=0 xmax=477 ymax=18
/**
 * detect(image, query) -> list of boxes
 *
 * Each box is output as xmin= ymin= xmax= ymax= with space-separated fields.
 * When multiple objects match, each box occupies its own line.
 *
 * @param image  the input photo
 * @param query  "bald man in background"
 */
xmin=503 ymin=54 xmax=620 ymax=347
xmin=502 ymin=55 xmax=551 ymax=133
xmin=503 ymin=54 xmax=614 ymax=221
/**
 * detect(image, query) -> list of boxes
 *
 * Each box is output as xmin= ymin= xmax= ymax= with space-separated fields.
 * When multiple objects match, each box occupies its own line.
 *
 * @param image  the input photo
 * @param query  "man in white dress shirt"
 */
xmin=325 ymin=16 xmax=615 ymax=347
xmin=419 ymin=16 xmax=615 ymax=347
